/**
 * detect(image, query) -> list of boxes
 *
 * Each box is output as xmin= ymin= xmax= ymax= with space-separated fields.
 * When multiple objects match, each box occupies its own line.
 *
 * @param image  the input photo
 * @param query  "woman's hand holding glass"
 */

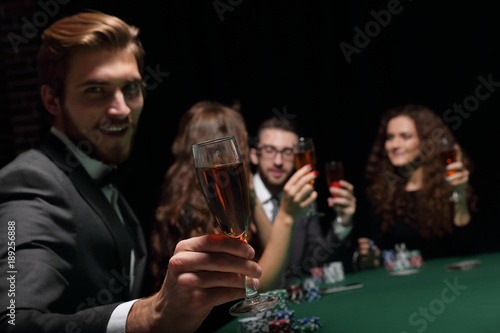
xmin=326 ymin=179 xmax=356 ymax=227
xmin=439 ymin=137 xmax=469 ymax=203
xmin=443 ymin=146 xmax=469 ymax=203
xmin=293 ymin=137 xmax=324 ymax=217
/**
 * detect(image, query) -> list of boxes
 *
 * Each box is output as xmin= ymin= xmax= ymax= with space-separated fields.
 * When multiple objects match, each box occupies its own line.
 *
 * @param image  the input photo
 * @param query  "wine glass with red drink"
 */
xmin=293 ymin=137 xmax=324 ymax=217
xmin=192 ymin=136 xmax=279 ymax=316
xmin=439 ymin=137 xmax=459 ymax=202
xmin=325 ymin=160 xmax=345 ymax=225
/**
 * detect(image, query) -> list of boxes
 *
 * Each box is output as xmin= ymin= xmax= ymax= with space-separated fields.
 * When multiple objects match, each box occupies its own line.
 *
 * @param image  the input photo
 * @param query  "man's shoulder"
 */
xmin=0 ymin=148 xmax=65 ymax=186
xmin=0 ymin=149 xmax=51 ymax=173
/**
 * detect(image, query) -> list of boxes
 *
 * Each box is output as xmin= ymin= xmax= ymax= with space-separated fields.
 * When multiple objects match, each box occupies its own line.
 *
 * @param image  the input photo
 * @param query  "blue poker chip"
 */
xmin=271 ymin=310 xmax=295 ymax=323
xmin=294 ymin=316 xmax=322 ymax=331
xmin=296 ymin=316 xmax=321 ymax=325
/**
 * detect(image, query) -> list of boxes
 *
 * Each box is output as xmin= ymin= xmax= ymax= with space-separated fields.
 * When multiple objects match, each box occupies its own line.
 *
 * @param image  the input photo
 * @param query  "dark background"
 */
xmin=2 ymin=1 xmax=499 ymax=254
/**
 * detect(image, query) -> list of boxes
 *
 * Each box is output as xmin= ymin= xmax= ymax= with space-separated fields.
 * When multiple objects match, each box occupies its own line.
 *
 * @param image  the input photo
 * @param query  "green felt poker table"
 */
xmin=215 ymin=251 xmax=500 ymax=332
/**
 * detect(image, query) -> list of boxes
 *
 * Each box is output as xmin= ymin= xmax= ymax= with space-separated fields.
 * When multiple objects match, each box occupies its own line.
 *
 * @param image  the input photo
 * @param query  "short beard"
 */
xmin=260 ymin=168 xmax=291 ymax=195
xmin=59 ymin=104 xmax=136 ymax=165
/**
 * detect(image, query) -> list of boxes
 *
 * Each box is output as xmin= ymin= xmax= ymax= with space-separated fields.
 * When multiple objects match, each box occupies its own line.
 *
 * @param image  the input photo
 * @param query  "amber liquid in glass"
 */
xmin=294 ymin=150 xmax=316 ymax=170
xmin=196 ymin=162 xmax=249 ymax=238
xmin=325 ymin=167 xmax=344 ymax=198
xmin=440 ymin=149 xmax=457 ymax=176
xmin=295 ymin=150 xmax=316 ymax=184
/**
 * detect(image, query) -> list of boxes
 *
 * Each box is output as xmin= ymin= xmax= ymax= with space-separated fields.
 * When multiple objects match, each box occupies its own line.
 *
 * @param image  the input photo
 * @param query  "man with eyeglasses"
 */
xmin=249 ymin=118 xmax=356 ymax=284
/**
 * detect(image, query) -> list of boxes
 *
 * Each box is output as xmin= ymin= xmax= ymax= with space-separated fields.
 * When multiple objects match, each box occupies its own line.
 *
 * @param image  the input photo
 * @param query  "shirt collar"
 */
xmin=253 ymin=173 xmax=281 ymax=204
xmin=50 ymin=127 xmax=115 ymax=182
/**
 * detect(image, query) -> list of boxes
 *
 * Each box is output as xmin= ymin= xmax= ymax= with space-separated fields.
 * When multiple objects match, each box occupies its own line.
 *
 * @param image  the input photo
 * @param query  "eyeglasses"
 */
xmin=257 ymin=145 xmax=294 ymax=160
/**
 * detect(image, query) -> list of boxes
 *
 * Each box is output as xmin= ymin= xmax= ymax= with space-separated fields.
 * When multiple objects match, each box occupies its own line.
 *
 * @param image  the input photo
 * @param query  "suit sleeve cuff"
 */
xmin=106 ymin=299 xmax=139 ymax=333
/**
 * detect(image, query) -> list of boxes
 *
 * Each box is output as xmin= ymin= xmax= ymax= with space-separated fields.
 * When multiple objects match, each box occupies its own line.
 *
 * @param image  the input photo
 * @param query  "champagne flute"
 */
xmin=293 ymin=137 xmax=324 ymax=217
xmin=325 ymin=160 xmax=345 ymax=225
xmin=192 ymin=136 xmax=279 ymax=316
xmin=439 ymin=137 xmax=459 ymax=203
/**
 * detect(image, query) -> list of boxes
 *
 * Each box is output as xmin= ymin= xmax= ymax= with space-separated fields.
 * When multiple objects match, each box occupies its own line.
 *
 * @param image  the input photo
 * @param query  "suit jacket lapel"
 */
xmin=117 ymin=194 xmax=147 ymax=298
xmin=39 ymin=133 xmax=134 ymax=283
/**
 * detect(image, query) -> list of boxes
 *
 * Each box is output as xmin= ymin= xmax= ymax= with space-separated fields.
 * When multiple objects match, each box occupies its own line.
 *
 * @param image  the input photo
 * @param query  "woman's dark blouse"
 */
xmin=370 ymin=191 xmax=476 ymax=259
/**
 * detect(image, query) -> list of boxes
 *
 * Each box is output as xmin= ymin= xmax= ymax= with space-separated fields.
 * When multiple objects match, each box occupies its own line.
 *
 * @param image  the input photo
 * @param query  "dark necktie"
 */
xmin=98 ymin=169 xmax=122 ymax=187
xmin=270 ymin=196 xmax=280 ymax=222
xmin=98 ymin=172 xmax=146 ymax=296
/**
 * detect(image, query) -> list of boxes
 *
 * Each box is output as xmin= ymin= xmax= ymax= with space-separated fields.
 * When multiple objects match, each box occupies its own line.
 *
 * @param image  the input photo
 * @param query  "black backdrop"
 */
xmin=6 ymin=1 xmax=500 ymax=252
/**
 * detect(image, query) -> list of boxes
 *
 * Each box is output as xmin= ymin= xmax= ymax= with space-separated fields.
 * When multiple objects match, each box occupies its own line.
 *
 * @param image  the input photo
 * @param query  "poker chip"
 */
xmin=310 ymin=266 xmax=324 ymax=282
xmin=382 ymin=249 xmax=396 ymax=270
xmin=293 ymin=317 xmax=322 ymax=332
xmin=270 ymin=310 xmax=295 ymax=323
xmin=332 ymin=261 xmax=344 ymax=281
xmin=322 ymin=261 xmax=345 ymax=283
xmin=266 ymin=289 xmax=289 ymax=311
xmin=239 ymin=291 xmax=323 ymax=332
xmin=285 ymin=284 xmax=303 ymax=304
xmin=302 ymin=278 xmax=321 ymax=302
xmin=302 ymin=277 xmax=317 ymax=288
xmin=409 ymin=250 xmax=424 ymax=268
xmin=269 ymin=319 xmax=292 ymax=333
xmin=322 ymin=264 xmax=336 ymax=284
xmin=239 ymin=315 xmax=268 ymax=333
xmin=383 ymin=245 xmax=424 ymax=272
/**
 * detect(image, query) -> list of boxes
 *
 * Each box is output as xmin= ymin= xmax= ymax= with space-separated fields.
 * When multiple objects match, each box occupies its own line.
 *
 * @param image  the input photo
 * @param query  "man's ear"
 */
xmin=40 ymin=85 xmax=61 ymax=116
xmin=249 ymin=147 xmax=259 ymax=165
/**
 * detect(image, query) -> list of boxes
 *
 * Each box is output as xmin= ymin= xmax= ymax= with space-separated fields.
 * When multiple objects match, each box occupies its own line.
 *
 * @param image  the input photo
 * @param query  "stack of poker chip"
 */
xmin=383 ymin=246 xmax=424 ymax=271
xmin=266 ymin=289 xmax=289 ymax=312
xmin=270 ymin=310 xmax=295 ymax=323
xmin=302 ymin=277 xmax=321 ymax=302
xmin=309 ymin=266 xmax=324 ymax=283
xmin=238 ymin=315 xmax=269 ymax=333
xmin=269 ymin=318 xmax=292 ymax=332
xmin=238 ymin=298 xmax=323 ymax=332
xmin=293 ymin=316 xmax=322 ymax=332
xmin=269 ymin=310 xmax=295 ymax=332
xmin=382 ymin=249 xmax=396 ymax=270
xmin=322 ymin=261 xmax=345 ymax=284
xmin=285 ymin=283 xmax=303 ymax=304
xmin=409 ymin=250 xmax=424 ymax=267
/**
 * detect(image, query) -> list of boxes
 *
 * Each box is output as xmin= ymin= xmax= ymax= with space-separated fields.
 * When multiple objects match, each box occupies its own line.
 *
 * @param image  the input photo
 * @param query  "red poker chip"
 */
xmin=269 ymin=319 xmax=292 ymax=333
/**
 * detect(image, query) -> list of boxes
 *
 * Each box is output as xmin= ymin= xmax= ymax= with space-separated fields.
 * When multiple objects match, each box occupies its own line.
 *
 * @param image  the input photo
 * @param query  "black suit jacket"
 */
xmin=0 ymin=133 xmax=147 ymax=333
xmin=281 ymin=205 xmax=349 ymax=285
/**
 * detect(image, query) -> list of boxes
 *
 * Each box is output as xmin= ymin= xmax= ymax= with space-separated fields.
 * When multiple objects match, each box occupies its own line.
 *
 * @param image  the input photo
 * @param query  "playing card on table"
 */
xmin=446 ymin=260 xmax=481 ymax=271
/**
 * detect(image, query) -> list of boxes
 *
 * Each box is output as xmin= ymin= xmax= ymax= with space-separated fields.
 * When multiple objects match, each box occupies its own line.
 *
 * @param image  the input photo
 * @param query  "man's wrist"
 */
xmin=107 ymin=300 xmax=138 ymax=333
xmin=126 ymin=295 xmax=161 ymax=333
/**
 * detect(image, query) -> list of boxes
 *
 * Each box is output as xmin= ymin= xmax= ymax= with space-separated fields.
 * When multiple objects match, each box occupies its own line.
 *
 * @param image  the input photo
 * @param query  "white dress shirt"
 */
xmin=253 ymin=173 xmax=281 ymax=222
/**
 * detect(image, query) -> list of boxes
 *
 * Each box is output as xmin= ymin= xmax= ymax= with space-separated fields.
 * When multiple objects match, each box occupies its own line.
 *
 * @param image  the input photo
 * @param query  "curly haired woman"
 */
xmin=358 ymin=104 xmax=477 ymax=260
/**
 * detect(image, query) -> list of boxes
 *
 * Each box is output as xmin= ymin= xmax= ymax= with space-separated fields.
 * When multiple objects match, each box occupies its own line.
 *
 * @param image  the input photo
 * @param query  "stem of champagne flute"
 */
xmin=240 ymin=232 xmax=259 ymax=300
xmin=244 ymin=276 xmax=259 ymax=300
xmin=335 ymin=206 xmax=343 ymax=225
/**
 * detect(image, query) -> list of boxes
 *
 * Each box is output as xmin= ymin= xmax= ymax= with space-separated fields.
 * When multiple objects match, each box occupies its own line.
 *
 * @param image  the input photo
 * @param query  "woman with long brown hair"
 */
xmin=360 ymin=104 xmax=477 ymax=259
